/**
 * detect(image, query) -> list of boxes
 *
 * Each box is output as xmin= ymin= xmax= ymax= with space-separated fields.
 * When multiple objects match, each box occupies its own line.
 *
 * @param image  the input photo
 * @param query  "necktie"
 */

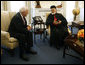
xmin=23 ymin=17 xmax=26 ymax=25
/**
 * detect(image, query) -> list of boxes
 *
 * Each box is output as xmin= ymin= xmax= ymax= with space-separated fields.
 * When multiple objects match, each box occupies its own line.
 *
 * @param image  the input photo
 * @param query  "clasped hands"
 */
xmin=53 ymin=19 xmax=61 ymax=25
xmin=27 ymin=25 xmax=32 ymax=30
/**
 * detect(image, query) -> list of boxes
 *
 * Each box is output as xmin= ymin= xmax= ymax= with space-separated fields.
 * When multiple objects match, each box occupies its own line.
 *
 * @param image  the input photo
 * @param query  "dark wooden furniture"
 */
xmin=32 ymin=16 xmax=46 ymax=43
xmin=63 ymin=21 xmax=84 ymax=60
xmin=63 ymin=35 xmax=84 ymax=60
xmin=63 ymin=22 xmax=84 ymax=59
xmin=70 ymin=21 xmax=84 ymax=34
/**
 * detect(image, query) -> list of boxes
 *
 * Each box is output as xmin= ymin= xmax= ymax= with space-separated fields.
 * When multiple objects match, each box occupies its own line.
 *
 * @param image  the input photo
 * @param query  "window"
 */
xmin=10 ymin=1 xmax=26 ymax=12
xmin=80 ymin=8 xmax=84 ymax=21
xmin=66 ymin=1 xmax=75 ymax=22
xmin=78 ymin=1 xmax=84 ymax=8
xmin=78 ymin=1 xmax=84 ymax=21
xmin=1 ymin=1 xmax=3 ymax=10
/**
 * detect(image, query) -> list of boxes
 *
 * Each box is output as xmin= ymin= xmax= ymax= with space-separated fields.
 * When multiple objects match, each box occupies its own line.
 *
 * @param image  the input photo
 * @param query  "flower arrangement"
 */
xmin=77 ymin=29 xmax=84 ymax=43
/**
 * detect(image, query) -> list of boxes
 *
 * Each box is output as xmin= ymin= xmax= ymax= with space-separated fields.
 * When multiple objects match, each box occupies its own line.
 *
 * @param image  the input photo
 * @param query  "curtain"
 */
xmin=26 ymin=1 xmax=31 ymax=24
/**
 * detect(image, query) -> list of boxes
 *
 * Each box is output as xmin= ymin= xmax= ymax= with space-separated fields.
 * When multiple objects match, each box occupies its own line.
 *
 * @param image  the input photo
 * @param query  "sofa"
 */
xmin=1 ymin=11 xmax=19 ymax=51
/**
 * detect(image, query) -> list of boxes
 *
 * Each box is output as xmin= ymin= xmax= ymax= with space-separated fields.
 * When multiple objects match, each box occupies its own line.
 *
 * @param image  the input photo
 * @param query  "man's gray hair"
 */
xmin=19 ymin=7 xmax=28 ymax=13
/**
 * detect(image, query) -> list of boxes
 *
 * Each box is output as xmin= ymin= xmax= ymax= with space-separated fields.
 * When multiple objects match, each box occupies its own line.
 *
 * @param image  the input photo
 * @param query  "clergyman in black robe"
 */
xmin=46 ymin=5 xmax=69 ymax=49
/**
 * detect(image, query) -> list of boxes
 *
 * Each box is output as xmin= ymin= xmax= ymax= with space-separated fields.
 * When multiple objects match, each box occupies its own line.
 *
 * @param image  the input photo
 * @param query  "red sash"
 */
xmin=53 ymin=14 xmax=59 ymax=26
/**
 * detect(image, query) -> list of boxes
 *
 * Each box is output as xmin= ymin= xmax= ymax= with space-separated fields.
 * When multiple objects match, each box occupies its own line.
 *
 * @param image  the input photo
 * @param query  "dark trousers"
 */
xmin=10 ymin=31 xmax=33 ymax=56
xmin=50 ymin=28 xmax=69 ymax=47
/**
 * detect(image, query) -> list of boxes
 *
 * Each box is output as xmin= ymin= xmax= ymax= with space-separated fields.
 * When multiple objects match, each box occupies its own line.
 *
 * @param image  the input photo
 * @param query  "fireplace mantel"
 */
xmin=31 ymin=8 xmax=63 ymax=22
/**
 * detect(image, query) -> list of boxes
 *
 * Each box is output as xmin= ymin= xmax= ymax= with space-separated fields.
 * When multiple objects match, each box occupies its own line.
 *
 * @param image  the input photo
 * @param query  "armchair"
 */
xmin=1 ymin=11 xmax=19 ymax=55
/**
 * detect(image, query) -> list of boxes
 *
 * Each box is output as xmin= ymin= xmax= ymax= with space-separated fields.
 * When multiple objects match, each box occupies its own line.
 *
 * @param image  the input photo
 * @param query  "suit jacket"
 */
xmin=8 ymin=12 xmax=28 ymax=36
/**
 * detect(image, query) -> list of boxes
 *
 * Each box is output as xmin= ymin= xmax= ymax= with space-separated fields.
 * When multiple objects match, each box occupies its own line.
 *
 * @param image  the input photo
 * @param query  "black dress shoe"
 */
xmin=56 ymin=46 xmax=60 ymax=50
xmin=20 ymin=54 xmax=29 ymax=61
xmin=50 ymin=44 xmax=52 ymax=47
xmin=28 ymin=50 xmax=37 ymax=55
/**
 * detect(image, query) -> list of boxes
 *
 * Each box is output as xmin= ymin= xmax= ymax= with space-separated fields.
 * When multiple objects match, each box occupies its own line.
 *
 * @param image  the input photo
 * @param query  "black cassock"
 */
xmin=46 ymin=13 xmax=69 ymax=47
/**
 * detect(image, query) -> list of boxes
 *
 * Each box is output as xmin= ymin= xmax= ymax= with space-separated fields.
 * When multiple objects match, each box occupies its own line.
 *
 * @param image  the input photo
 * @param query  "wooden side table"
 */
xmin=63 ymin=35 xmax=84 ymax=60
xmin=32 ymin=16 xmax=47 ymax=43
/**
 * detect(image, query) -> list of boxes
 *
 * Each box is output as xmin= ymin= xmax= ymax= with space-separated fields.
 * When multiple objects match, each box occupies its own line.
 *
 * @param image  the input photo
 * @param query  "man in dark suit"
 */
xmin=8 ymin=7 xmax=37 ymax=61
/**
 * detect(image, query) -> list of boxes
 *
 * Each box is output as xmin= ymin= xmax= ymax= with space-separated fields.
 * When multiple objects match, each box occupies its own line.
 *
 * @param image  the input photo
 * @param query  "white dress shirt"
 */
xmin=20 ymin=12 xmax=25 ymax=24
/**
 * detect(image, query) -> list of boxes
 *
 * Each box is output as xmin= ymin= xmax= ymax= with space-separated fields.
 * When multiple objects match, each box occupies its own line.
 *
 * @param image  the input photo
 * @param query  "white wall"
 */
xmin=1 ymin=1 xmax=84 ymax=24
xmin=31 ymin=1 xmax=63 ymax=23
xmin=1 ymin=1 xmax=3 ymax=10
xmin=31 ymin=1 xmax=62 ymax=8
xmin=39 ymin=1 xmax=61 ymax=8
xmin=80 ymin=8 xmax=84 ymax=21
xmin=66 ymin=1 xmax=75 ymax=22
xmin=78 ymin=1 xmax=84 ymax=21
xmin=78 ymin=1 xmax=84 ymax=8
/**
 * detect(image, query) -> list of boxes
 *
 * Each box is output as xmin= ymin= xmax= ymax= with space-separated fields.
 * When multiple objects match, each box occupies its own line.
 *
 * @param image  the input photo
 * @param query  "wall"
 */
xmin=31 ymin=1 xmax=64 ymax=23
xmin=31 ymin=1 xmax=62 ymax=8
xmin=1 ymin=1 xmax=84 ymax=24
xmin=75 ymin=1 xmax=84 ymax=22
xmin=1 ymin=1 xmax=3 ymax=10
xmin=78 ymin=1 xmax=84 ymax=21
xmin=31 ymin=1 xmax=84 ymax=24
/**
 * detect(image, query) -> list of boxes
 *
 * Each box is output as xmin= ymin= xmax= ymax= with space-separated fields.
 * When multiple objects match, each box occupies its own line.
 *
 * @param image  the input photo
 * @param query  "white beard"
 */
xmin=51 ymin=12 xmax=56 ymax=15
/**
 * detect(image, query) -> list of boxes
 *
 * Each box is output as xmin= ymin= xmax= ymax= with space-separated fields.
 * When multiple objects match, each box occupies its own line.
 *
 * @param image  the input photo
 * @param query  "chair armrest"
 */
xmin=67 ymin=26 xmax=71 ymax=35
xmin=1 ymin=30 xmax=10 ymax=40
xmin=46 ymin=25 xmax=50 ymax=35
